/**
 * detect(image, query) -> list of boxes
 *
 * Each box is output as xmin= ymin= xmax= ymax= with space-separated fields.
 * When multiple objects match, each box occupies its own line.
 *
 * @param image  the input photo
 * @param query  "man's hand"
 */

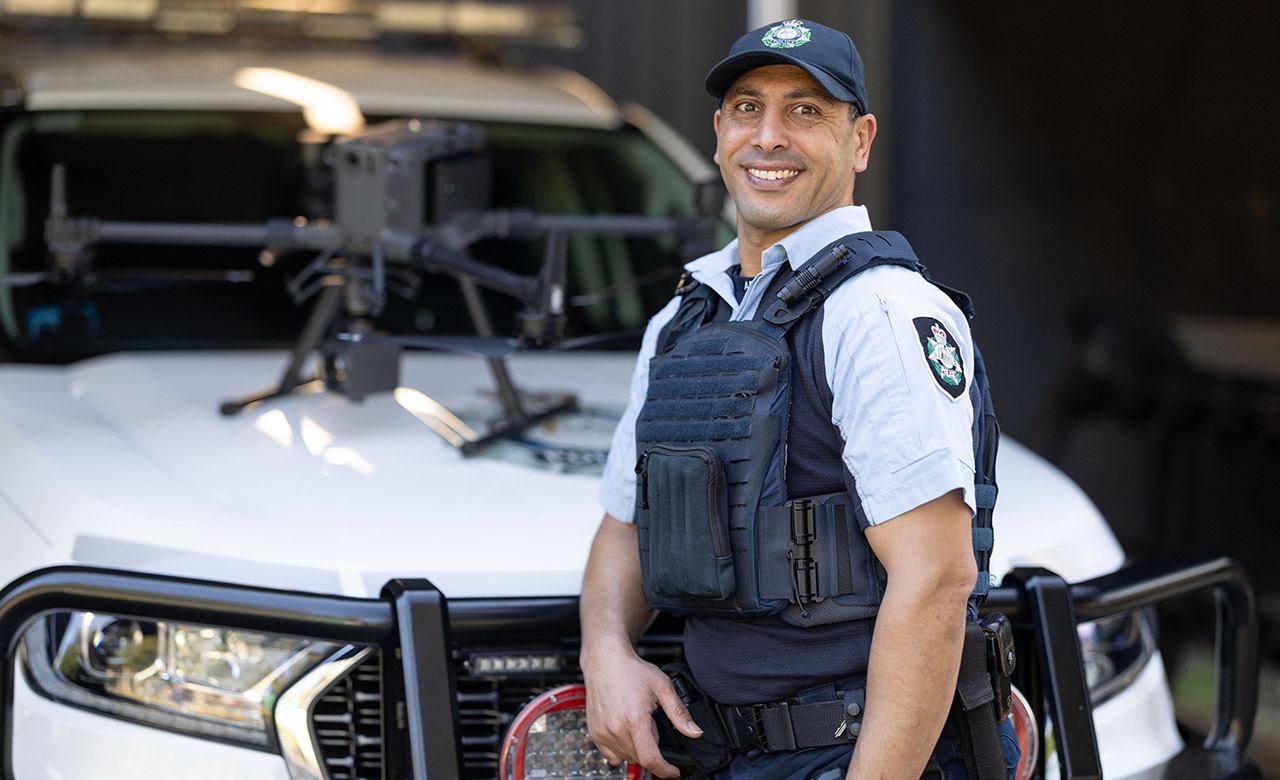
xmin=579 ymin=515 xmax=703 ymax=778
xmin=582 ymin=645 xmax=702 ymax=778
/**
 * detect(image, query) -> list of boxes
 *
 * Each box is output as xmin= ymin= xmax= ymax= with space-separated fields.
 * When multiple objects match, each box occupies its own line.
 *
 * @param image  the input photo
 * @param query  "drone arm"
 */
xmin=412 ymin=239 xmax=537 ymax=305
xmin=47 ymin=214 xmax=343 ymax=253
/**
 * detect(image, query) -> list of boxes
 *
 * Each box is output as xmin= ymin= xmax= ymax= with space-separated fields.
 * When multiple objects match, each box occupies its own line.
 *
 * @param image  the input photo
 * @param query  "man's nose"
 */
xmin=751 ymin=108 xmax=790 ymax=151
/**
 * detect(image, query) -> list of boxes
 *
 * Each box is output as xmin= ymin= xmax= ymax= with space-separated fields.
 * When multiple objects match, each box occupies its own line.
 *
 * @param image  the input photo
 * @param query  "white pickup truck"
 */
xmin=0 ymin=21 xmax=1261 ymax=780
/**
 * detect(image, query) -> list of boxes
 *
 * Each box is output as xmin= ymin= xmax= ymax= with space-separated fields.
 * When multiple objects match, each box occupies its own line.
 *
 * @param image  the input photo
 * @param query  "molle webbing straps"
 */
xmin=969 ymin=346 xmax=1000 ymax=610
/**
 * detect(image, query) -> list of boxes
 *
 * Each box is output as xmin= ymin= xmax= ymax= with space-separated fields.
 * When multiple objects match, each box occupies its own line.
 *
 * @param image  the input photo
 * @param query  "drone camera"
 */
xmin=329 ymin=119 xmax=490 ymax=252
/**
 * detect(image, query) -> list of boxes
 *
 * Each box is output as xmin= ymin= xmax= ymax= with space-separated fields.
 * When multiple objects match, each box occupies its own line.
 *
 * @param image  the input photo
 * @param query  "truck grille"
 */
xmin=309 ymin=641 xmax=682 ymax=780
xmin=311 ymin=650 xmax=385 ymax=780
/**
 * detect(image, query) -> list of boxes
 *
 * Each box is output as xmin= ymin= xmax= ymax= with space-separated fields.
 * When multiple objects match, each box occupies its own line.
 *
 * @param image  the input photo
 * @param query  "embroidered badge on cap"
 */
xmin=762 ymin=19 xmax=811 ymax=49
xmin=914 ymin=317 xmax=966 ymax=399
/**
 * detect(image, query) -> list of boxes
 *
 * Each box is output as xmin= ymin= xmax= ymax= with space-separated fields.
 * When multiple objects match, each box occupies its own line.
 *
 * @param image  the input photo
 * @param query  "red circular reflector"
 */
xmin=1009 ymin=684 xmax=1039 ymax=780
xmin=500 ymin=684 xmax=645 ymax=780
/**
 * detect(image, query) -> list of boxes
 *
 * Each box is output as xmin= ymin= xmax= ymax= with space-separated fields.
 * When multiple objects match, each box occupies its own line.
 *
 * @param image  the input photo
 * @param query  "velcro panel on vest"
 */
xmin=636 ymin=321 xmax=793 ymax=618
xmin=971 ymin=527 xmax=994 ymax=558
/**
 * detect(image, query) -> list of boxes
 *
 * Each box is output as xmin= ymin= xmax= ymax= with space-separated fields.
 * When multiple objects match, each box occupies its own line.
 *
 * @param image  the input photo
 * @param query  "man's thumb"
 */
xmin=658 ymin=693 xmax=703 ymax=739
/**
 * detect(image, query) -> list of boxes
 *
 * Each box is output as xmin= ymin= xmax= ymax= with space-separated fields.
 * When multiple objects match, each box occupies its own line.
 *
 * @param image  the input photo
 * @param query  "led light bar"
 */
xmin=468 ymin=651 xmax=563 ymax=676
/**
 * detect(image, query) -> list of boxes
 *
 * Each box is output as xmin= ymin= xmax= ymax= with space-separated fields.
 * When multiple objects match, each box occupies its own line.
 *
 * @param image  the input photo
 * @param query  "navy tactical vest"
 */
xmin=634 ymin=232 xmax=1000 ymax=629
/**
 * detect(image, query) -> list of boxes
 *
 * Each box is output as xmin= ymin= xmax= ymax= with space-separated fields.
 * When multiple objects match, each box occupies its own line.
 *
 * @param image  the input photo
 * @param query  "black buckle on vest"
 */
xmin=788 ymin=499 xmax=818 ymax=604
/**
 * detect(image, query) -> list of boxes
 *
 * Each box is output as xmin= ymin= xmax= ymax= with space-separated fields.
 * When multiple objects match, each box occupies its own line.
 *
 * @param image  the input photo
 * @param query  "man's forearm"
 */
xmin=580 ymin=514 xmax=654 ymax=671
xmin=846 ymin=581 xmax=969 ymax=780
xmin=580 ymin=514 xmax=698 ymax=778
xmin=848 ymin=491 xmax=976 ymax=780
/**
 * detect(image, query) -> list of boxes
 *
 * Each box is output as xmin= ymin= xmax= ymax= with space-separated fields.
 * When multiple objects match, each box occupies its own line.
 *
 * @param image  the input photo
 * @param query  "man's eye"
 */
xmin=794 ymin=105 xmax=818 ymax=115
xmin=733 ymin=102 xmax=758 ymax=113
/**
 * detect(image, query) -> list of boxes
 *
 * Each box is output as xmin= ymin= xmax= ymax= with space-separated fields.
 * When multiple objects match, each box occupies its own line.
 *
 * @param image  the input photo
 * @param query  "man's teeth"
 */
xmin=749 ymin=168 xmax=799 ymax=181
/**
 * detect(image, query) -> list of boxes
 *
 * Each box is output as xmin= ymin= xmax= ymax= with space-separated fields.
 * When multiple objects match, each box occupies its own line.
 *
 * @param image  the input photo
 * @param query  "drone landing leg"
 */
xmin=458 ymin=394 xmax=578 ymax=457
xmin=451 ymin=275 xmax=577 ymax=457
xmin=219 ymin=280 xmax=346 ymax=415
xmin=457 ymin=276 xmax=527 ymax=422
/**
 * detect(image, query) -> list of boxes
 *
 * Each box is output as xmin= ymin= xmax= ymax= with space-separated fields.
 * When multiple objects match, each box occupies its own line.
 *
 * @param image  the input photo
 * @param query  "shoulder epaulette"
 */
xmin=673 ymin=271 xmax=700 ymax=296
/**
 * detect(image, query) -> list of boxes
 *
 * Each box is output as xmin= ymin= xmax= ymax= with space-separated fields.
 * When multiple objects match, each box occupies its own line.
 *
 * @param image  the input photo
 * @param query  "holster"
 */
xmin=653 ymin=664 xmax=734 ymax=778
xmin=981 ymin=612 xmax=1016 ymax=722
xmin=949 ymin=614 xmax=1017 ymax=780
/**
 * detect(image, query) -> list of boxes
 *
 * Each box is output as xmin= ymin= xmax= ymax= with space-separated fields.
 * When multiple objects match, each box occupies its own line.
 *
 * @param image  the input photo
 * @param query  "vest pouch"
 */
xmin=638 ymin=444 xmax=735 ymax=601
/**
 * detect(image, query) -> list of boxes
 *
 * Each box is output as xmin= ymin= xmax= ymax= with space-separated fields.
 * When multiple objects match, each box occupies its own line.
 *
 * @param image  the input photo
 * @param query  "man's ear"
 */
xmin=712 ymin=109 xmax=722 ymax=165
xmin=853 ymin=113 xmax=877 ymax=173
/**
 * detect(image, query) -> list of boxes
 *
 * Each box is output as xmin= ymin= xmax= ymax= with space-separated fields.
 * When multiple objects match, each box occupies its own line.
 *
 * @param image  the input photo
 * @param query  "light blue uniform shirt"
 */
xmin=599 ymin=206 xmax=976 ymax=527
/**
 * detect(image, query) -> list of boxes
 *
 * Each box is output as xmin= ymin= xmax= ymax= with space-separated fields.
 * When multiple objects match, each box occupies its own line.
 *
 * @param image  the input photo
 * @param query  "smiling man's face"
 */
xmin=713 ymin=64 xmax=875 ymax=259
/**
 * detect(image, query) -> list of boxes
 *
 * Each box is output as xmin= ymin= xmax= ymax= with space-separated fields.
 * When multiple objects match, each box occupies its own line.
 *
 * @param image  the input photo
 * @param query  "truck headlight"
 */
xmin=19 ymin=611 xmax=342 ymax=749
xmin=1078 ymin=608 xmax=1157 ymax=706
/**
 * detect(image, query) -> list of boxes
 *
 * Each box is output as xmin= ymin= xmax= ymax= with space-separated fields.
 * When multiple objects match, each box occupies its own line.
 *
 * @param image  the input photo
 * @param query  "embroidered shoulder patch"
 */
xmin=913 ymin=317 xmax=966 ymax=398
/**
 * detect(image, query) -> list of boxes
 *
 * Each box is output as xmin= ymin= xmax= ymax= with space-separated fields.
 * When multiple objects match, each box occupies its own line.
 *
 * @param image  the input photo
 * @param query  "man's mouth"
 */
xmin=747 ymin=167 xmax=800 ymax=181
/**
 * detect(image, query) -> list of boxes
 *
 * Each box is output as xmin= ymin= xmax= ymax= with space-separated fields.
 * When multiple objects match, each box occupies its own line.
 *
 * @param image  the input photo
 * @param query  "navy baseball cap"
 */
xmin=705 ymin=19 xmax=868 ymax=115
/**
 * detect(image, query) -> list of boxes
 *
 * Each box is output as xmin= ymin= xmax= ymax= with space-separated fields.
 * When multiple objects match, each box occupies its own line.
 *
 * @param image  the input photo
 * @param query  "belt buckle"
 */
xmin=745 ymin=701 xmax=798 ymax=752
xmin=723 ymin=705 xmax=757 ymax=752
xmin=764 ymin=700 xmax=798 ymax=751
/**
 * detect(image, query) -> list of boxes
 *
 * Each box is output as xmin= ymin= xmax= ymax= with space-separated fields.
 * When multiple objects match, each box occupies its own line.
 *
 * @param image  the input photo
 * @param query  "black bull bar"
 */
xmin=0 ymin=549 xmax=1260 ymax=780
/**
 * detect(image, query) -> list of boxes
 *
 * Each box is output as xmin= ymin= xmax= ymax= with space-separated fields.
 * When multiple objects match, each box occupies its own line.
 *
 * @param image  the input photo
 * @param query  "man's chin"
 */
xmin=735 ymin=208 xmax=807 ymax=233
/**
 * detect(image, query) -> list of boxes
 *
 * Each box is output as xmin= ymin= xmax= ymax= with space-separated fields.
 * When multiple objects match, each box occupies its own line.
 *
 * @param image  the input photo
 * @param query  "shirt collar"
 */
xmin=682 ymin=205 xmax=875 ymax=311
xmin=683 ymin=239 xmax=741 ymax=305
xmin=764 ymin=205 xmax=874 ymax=273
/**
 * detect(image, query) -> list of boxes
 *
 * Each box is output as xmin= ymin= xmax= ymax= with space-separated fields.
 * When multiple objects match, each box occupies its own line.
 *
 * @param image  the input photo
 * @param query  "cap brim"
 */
xmin=704 ymin=50 xmax=859 ymax=106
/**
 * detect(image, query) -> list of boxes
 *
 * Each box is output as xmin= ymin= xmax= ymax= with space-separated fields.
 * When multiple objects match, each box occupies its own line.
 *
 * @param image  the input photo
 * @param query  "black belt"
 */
xmin=716 ymin=682 xmax=866 ymax=753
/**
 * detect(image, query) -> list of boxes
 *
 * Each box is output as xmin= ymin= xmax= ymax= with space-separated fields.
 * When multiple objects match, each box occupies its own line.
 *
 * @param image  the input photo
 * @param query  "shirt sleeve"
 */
xmin=823 ymin=268 xmax=977 ymax=526
xmin=598 ymin=297 xmax=682 ymax=523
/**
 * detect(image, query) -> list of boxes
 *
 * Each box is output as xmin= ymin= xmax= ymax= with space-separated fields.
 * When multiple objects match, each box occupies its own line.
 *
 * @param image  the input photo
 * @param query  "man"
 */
xmin=580 ymin=18 xmax=1014 ymax=780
